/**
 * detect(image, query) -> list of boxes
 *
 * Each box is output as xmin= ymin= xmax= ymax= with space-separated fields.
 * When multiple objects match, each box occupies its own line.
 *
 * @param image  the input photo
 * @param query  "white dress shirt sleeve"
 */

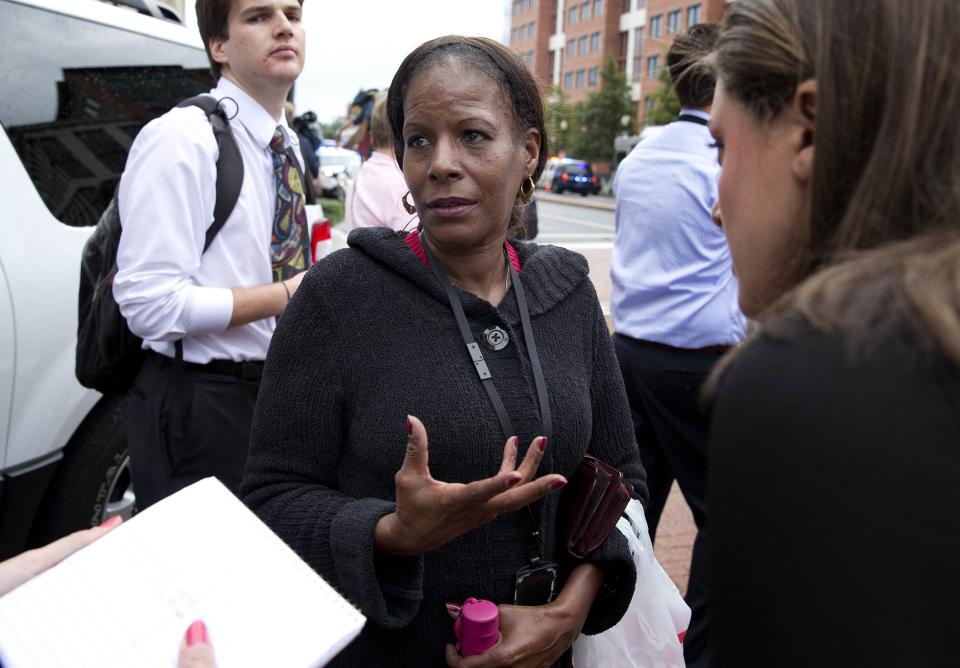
xmin=114 ymin=108 xmax=234 ymax=342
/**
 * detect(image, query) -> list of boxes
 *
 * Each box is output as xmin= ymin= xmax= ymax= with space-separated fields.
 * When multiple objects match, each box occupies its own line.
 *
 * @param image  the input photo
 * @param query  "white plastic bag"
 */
xmin=572 ymin=499 xmax=690 ymax=667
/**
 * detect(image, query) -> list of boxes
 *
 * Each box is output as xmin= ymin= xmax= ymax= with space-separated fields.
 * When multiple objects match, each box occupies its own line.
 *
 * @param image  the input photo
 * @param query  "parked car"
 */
xmin=316 ymin=146 xmax=361 ymax=200
xmin=0 ymin=0 xmax=335 ymax=558
xmin=537 ymin=158 xmax=602 ymax=196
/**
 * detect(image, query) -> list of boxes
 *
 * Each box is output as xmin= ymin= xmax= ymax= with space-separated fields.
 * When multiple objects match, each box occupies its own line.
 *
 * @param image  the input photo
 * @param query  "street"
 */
xmin=535 ymin=192 xmax=697 ymax=595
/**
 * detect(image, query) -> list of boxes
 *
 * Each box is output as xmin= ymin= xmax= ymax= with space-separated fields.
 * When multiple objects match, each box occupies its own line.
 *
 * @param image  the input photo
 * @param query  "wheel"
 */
xmin=27 ymin=394 xmax=135 ymax=547
xmin=580 ymin=191 xmax=588 ymax=197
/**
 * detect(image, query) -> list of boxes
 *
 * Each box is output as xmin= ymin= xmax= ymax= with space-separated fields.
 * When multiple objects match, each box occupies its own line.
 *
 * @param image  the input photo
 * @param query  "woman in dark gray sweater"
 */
xmin=241 ymin=36 xmax=646 ymax=667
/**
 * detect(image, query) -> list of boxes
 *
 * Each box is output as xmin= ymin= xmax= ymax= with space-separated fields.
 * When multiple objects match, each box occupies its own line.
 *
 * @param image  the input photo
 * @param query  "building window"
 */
xmin=644 ymin=95 xmax=655 ymax=114
xmin=513 ymin=0 xmax=518 ymax=16
xmin=631 ymin=26 xmax=644 ymax=81
xmin=567 ymin=38 xmax=576 ymax=58
xmin=588 ymin=66 xmax=599 ymax=86
xmin=594 ymin=0 xmax=603 ymax=16
xmin=667 ymin=9 xmax=681 ymax=34
xmin=531 ymin=0 xmax=537 ymax=8
xmin=578 ymin=35 xmax=588 ymax=56
xmin=687 ymin=3 xmax=701 ymax=26
xmin=568 ymin=6 xmax=578 ymax=25
xmin=564 ymin=71 xmax=574 ymax=90
xmin=576 ymin=69 xmax=586 ymax=88
xmin=590 ymin=31 xmax=601 ymax=52
xmin=510 ymin=28 xmax=516 ymax=44
xmin=649 ymin=14 xmax=662 ymax=38
xmin=647 ymin=53 xmax=660 ymax=79
xmin=529 ymin=21 xmax=536 ymax=38
xmin=519 ymin=24 xmax=526 ymax=40
xmin=581 ymin=2 xmax=590 ymax=21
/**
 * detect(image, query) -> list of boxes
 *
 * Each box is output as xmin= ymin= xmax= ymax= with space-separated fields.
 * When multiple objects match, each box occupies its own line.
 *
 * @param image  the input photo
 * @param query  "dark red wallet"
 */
xmin=559 ymin=455 xmax=633 ymax=559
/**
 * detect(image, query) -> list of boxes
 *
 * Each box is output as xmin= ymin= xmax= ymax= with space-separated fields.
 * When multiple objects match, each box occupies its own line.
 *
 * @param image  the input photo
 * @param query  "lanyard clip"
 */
xmin=466 ymin=342 xmax=491 ymax=380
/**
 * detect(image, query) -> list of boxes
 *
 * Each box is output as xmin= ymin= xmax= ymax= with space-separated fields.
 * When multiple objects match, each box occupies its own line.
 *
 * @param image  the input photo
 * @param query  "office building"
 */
xmin=508 ymin=0 xmax=731 ymax=125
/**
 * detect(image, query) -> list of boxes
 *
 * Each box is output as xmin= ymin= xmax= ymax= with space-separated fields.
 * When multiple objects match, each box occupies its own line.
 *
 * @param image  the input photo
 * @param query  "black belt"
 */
xmin=149 ymin=350 xmax=265 ymax=381
xmin=625 ymin=336 xmax=732 ymax=356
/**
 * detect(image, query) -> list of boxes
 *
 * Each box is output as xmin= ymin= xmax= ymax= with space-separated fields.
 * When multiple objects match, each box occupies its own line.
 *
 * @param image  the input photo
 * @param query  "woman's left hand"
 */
xmin=0 ymin=516 xmax=123 ymax=596
xmin=444 ymin=600 xmax=586 ymax=668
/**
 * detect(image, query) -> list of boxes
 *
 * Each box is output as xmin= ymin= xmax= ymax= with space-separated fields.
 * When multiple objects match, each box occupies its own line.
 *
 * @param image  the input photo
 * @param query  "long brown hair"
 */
xmin=715 ymin=0 xmax=960 ymax=363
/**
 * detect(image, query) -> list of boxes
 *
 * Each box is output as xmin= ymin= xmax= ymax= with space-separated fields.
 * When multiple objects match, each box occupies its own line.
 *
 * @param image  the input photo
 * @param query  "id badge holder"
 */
xmin=513 ymin=558 xmax=559 ymax=606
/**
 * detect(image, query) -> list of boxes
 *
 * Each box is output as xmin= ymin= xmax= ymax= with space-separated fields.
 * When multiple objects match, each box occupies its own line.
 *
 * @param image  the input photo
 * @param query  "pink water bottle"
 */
xmin=454 ymin=598 xmax=499 ymax=657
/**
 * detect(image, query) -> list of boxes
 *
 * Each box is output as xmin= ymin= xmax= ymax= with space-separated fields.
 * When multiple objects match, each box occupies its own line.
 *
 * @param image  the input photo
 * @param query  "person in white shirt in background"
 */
xmin=113 ymin=0 xmax=309 ymax=510
xmin=610 ymin=23 xmax=746 ymax=668
xmin=340 ymin=91 xmax=415 ymax=233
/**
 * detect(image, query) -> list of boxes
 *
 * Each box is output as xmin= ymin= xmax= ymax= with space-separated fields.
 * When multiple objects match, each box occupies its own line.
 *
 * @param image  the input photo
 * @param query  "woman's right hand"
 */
xmin=374 ymin=415 xmax=567 ymax=556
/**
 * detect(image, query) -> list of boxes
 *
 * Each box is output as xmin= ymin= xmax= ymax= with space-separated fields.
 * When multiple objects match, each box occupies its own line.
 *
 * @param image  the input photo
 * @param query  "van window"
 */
xmin=0 ymin=4 xmax=213 ymax=227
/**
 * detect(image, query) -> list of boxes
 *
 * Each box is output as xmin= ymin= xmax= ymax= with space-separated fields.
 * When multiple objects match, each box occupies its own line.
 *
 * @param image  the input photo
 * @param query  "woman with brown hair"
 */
xmin=705 ymin=0 xmax=960 ymax=665
xmin=241 ymin=35 xmax=645 ymax=667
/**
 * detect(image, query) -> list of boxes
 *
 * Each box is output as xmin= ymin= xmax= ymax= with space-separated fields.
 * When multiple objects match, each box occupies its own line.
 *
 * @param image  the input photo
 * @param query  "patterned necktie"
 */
xmin=269 ymin=126 xmax=310 ymax=282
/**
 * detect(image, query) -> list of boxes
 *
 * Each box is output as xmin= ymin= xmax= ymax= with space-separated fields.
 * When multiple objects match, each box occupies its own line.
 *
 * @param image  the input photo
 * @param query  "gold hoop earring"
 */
xmin=518 ymin=176 xmax=535 ymax=204
xmin=402 ymin=191 xmax=417 ymax=215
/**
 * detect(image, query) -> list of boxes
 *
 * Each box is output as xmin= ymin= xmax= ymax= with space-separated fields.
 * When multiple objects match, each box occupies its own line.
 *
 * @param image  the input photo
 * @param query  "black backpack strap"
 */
xmin=177 ymin=95 xmax=245 ymax=254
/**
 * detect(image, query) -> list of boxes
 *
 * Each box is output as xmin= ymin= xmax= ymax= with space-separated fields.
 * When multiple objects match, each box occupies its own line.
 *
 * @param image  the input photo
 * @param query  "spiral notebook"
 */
xmin=0 ymin=478 xmax=365 ymax=667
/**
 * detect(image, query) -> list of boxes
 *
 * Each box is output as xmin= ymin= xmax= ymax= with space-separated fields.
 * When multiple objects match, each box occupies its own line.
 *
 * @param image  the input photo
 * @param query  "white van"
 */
xmin=0 ymin=0 xmax=231 ymax=556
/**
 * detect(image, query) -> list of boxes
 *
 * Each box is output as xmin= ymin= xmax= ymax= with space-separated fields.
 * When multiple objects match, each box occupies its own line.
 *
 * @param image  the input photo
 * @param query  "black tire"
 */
xmin=27 ymin=394 xmax=135 ymax=547
xmin=580 ymin=191 xmax=588 ymax=197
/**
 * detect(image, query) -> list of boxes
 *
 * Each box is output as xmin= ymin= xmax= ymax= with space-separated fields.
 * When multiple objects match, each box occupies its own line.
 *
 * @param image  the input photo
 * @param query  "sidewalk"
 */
xmin=654 ymin=483 xmax=696 ymax=595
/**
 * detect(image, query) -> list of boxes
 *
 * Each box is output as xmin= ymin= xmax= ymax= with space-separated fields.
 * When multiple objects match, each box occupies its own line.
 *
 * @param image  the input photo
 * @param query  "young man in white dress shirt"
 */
xmin=113 ymin=0 xmax=309 ymax=509
xmin=610 ymin=23 xmax=746 ymax=668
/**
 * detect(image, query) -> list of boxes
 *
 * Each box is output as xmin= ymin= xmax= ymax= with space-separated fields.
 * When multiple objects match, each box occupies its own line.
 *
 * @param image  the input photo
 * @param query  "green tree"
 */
xmin=321 ymin=118 xmax=345 ymax=141
xmin=543 ymin=85 xmax=574 ymax=156
xmin=569 ymin=57 xmax=635 ymax=163
xmin=645 ymin=60 xmax=681 ymax=126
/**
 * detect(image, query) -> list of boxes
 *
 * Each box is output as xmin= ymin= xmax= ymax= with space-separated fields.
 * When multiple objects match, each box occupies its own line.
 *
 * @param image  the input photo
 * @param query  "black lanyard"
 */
xmin=420 ymin=233 xmax=552 ymax=559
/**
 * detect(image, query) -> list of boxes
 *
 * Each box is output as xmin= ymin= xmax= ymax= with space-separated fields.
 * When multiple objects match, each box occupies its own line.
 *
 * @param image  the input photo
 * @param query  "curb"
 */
xmin=536 ymin=191 xmax=616 ymax=211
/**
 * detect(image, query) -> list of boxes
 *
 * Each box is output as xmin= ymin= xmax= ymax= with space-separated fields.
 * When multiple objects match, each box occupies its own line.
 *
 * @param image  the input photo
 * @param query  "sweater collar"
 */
xmin=403 ymin=231 xmax=522 ymax=274
xmin=347 ymin=227 xmax=589 ymax=318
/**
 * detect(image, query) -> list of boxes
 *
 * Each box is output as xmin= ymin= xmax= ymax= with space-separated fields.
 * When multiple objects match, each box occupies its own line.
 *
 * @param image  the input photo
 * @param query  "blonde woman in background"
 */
xmin=341 ymin=91 xmax=413 ymax=232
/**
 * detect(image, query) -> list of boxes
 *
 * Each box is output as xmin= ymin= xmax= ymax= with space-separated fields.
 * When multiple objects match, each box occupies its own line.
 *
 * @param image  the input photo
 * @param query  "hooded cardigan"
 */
xmin=241 ymin=228 xmax=648 ymax=667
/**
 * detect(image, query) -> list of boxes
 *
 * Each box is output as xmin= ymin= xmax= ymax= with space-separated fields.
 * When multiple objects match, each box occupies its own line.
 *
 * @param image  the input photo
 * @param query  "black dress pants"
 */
xmin=127 ymin=352 xmax=260 ymax=510
xmin=613 ymin=333 xmax=726 ymax=668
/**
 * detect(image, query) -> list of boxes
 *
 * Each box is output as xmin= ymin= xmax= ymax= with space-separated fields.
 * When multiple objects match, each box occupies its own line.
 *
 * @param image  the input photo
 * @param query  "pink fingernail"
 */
xmin=406 ymin=416 xmax=413 ymax=435
xmin=100 ymin=515 xmax=123 ymax=530
xmin=507 ymin=474 xmax=522 ymax=487
xmin=549 ymin=479 xmax=566 ymax=490
xmin=186 ymin=620 xmax=208 ymax=646
xmin=445 ymin=602 xmax=462 ymax=616
xmin=538 ymin=437 xmax=547 ymax=453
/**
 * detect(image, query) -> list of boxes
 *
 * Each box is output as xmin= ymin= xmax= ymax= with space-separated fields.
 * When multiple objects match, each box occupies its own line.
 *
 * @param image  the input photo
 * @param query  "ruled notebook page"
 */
xmin=0 ymin=478 xmax=365 ymax=668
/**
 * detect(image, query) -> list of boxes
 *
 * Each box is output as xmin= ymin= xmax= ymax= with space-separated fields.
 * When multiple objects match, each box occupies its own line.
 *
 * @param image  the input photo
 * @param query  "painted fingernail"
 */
xmin=507 ymin=474 xmax=522 ymax=487
xmin=538 ymin=437 xmax=548 ymax=453
xmin=100 ymin=515 xmax=123 ymax=530
xmin=186 ymin=620 xmax=208 ymax=646
xmin=406 ymin=416 xmax=413 ymax=435
xmin=549 ymin=479 xmax=566 ymax=490
xmin=445 ymin=602 xmax=462 ymax=616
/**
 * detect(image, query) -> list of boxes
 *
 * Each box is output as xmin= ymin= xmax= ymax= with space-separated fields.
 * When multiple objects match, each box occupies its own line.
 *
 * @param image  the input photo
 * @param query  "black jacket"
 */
xmin=242 ymin=228 xmax=647 ymax=667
